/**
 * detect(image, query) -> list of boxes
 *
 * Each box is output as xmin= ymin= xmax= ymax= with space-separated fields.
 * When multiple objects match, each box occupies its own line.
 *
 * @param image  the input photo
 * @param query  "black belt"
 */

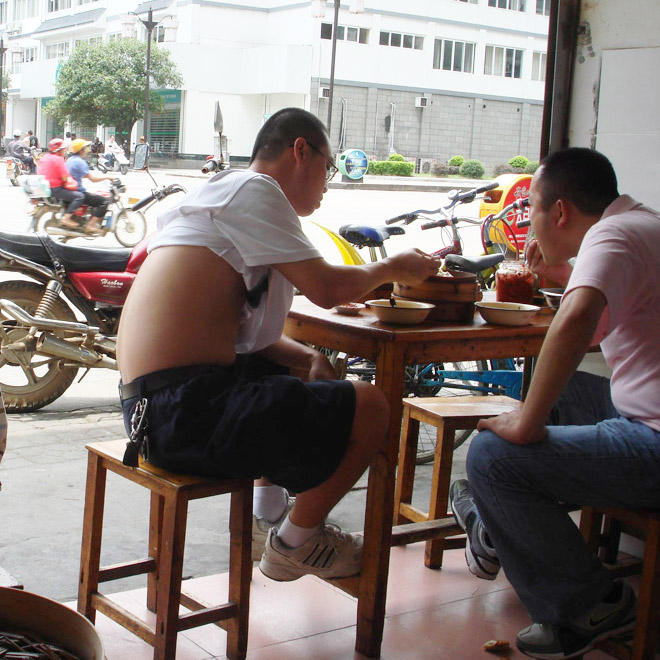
xmin=119 ymin=364 xmax=230 ymax=401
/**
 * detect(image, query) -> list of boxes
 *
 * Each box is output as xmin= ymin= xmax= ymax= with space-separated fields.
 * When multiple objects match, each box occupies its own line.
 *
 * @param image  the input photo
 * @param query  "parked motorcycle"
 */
xmin=96 ymin=150 xmax=130 ymax=175
xmin=24 ymin=177 xmax=147 ymax=247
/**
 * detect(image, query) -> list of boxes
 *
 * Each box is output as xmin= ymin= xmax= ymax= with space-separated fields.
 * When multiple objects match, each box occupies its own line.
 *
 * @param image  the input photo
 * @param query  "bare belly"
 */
xmin=117 ymin=246 xmax=245 ymax=383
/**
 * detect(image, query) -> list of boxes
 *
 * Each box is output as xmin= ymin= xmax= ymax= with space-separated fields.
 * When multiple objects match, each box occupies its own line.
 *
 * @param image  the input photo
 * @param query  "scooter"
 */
xmin=0 ymin=230 xmax=147 ymax=412
xmin=96 ymin=150 xmax=130 ymax=175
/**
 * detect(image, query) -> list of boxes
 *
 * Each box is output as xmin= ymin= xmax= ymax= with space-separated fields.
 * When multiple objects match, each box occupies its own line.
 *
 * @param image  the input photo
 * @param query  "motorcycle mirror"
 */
xmin=214 ymin=101 xmax=224 ymax=134
xmin=133 ymin=143 xmax=149 ymax=171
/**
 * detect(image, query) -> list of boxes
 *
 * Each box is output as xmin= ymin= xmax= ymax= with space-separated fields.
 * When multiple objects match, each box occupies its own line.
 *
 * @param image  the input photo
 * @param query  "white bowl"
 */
xmin=539 ymin=288 xmax=565 ymax=310
xmin=334 ymin=302 xmax=366 ymax=316
xmin=476 ymin=301 xmax=540 ymax=326
xmin=365 ymin=299 xmax=435 ymax=325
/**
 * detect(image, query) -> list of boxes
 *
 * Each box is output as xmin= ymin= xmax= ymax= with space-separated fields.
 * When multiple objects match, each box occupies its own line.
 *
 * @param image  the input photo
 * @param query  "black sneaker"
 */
xmin=516 ymin=581 xmax=636 ymax=659
xmin=449 ymin=479 xmax=501 ymax=580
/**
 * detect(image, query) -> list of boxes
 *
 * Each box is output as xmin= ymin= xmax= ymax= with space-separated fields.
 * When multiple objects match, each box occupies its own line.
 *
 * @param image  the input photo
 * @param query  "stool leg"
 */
xmin=425 ymin=420 xmax=458 ymax=569
xmin=579 ymin=506 xmax=603 ymax=554
xmin=631 ymin=520 xmax=660 ymax=660
xmin=394 ymin=409 xmax=419 ymax=525
xmin=78 ymin=451 xmax=107 ymax=623
xmin=147 ymin=492 xmax=164 ymax=612
xmin=226 ymin=483 xmax=253 ymax=660
xmin=153 ymin=492 xmax=188 ymax=660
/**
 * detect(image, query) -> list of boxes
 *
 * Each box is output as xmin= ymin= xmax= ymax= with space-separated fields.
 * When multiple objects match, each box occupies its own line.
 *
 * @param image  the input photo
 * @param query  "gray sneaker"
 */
xmin=516 ymin=581 xmax=636 ymax=659
xmin=449 ymin=479 xmax=501 ymax=580
xmin=259 ymin=523 xmax=362 ymax=581
xmin=251 ymin=496 xmax=295 ymax=562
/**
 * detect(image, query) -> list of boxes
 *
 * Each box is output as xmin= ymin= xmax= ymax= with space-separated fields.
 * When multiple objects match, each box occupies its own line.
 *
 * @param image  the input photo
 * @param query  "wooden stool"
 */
xmin=580 ymin=505 xmax=660 ymax=660
xmin=394 ymin=395 xmax=521 ymax=569
xmin=77 ymin=439 xmax=253 ymax=660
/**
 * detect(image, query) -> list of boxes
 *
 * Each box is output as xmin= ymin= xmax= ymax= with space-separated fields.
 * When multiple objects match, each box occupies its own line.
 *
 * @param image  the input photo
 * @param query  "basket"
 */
xmin=20 ymin=174 xmax=51 ymax=199
xmin=393 ymin=272 xmax=481 ymax=323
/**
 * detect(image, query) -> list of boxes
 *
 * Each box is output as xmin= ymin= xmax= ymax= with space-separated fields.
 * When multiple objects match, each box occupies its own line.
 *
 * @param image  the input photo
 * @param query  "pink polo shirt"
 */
xmin=565 ymin=195 xmax=660 ymax=431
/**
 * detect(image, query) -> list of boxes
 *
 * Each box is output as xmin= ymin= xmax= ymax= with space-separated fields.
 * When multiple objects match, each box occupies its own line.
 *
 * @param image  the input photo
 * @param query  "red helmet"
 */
xmin=48 ymin=138 xmax=65 ymax=152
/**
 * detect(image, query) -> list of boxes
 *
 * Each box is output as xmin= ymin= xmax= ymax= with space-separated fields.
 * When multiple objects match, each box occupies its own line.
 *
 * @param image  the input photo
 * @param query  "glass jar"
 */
xmin=496 ymin=260 xmax=535 ymax=304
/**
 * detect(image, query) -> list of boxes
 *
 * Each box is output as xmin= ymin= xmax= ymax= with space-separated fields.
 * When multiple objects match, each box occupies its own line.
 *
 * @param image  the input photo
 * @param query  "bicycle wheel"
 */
xmin=482 ymin=218 xmax=519 ymax=259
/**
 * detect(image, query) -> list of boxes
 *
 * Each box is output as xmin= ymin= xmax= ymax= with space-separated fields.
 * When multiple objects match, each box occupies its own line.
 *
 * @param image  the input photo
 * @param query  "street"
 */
xmin=0 ymin=169 xmax=477 ymax=602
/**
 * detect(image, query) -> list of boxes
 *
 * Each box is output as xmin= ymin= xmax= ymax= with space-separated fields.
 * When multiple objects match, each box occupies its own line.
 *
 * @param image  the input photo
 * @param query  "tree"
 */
xmin=44 ymin=38 xmax=182 ymax=143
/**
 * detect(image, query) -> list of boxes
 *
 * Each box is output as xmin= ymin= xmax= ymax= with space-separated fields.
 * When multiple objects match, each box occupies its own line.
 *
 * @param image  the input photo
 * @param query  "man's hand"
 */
xmin=477 ymin=410 xmax=547 ymax=445
xmin=526 ymin=239 xmax=573 ymax=286
xmin=385 ymin=248 xmax=443 ymax=286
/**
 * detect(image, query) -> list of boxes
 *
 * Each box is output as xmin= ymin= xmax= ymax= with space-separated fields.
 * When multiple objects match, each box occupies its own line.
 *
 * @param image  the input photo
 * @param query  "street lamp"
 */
xmin=133 ymin=9 xmax=159 ymax=146
xmin=0 ymin=39 xmax=7 ymax=152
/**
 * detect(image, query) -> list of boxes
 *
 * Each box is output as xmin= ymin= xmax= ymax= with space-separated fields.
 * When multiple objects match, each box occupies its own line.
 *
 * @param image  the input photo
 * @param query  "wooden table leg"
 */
xmin=356 ymin=344 xmax=406 ymax=658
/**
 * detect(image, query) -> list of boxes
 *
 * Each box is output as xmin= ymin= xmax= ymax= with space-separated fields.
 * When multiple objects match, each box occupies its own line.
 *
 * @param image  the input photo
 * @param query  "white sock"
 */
xmin=253 ymin=485 xmax=288 ymax=523
xmin=277 ymin=516 xmax=321 ymax=549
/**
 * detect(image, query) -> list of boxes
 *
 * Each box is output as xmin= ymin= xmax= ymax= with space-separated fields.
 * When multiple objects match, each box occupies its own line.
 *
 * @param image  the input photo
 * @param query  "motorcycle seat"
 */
xmin=0 ymin=231 xmax=131 ymax=273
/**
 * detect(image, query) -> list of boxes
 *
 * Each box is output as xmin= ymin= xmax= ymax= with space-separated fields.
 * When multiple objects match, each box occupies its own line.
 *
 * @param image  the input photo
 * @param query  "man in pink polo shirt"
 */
xmin=451 ymin=148 xmax=660 ymax=659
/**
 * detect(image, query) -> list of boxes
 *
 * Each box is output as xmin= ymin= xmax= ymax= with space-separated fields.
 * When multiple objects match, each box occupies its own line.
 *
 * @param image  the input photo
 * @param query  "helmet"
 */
xmin=13 ymin=129 xmax=21 ymax=137
xmin=48 ymin=138 xmax=65 ymax=152
xmin=70 ymin=138 xmax=91 ymax=154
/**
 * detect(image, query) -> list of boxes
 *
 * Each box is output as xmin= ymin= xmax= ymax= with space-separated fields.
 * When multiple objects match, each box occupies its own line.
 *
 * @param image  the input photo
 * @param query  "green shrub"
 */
xmin=524 ymin=160 xmax=540 ymax=174
xmin=459 ymin=159 xmax=485 ymax=179
xmin=448 ymin=155 xmax=465 ymax=167
xmin=368 ymin=159 xmax=414 ymax=176
xmin=508 ymin=155 xmax=530 ymax=169
xmin=388 ymin=153 xmax=405 ymax=162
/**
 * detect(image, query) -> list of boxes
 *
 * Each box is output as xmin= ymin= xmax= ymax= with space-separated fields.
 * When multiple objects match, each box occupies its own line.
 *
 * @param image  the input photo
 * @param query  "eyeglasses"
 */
xmin=291 ymin=140 xmax=338 ymax=182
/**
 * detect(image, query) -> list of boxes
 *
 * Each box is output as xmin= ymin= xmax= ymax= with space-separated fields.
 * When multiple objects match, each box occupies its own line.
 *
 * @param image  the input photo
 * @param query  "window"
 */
xmin=0 ymin=0 xmax=6 ymax=23
xmin=321 ymin=23 xmax=368 ymax=44
xmin=107 ymin=32 xmax=121 ymax=42
xmin=13 ymin=0 xmax=38 ymax=20
xmin=536 ymin=0 xmax=550 ymax=15
xmin=48 ymin=0 xmax=72 ymax=10
xmin=45 ymin=41 xmax=70 ymax=59
xmin=75 ymin=36 xmax=102 ymax=49
xmin=433 ymin=39 xmax=475 ymax=73
xmin=488 ymin=0 xmax=526 ymax=10
xmin=154 ymin=25 xmax=165 ymax=43
xmin=452 ymin=0 xmax=477 ymax=3
xmin=380 ymin=31 xmax=423 ymax=50
xmin=484 ymin=45 xmax=523 ymax=78
xmin=532 ymin=51 xmax=546 ymax=81
xmin=78 ymin=0 xmax=98 ymax=4
xmin=23 ymin=46 xmax=36 ymax=62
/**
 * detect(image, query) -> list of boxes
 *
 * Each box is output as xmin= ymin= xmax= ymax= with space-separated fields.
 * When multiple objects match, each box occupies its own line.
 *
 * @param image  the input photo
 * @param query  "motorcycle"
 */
xmin=24 ymin=176 xmax=148 ymax=247
xmin=6 ymin=157 xmax=35 ymax=186
xmin=96 ymin=150 xmax=130 ymax=175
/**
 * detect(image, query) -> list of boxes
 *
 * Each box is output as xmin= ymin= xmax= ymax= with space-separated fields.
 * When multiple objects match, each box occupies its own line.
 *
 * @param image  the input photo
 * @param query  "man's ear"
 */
xmin=290 ymin=137 xmax=307 ymax=165
xmin=555 ymin=198 xmax=571 ymax=228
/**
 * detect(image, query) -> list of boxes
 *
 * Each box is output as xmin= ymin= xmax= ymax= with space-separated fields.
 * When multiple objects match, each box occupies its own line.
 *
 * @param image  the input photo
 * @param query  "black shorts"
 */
xmin=120 ymin=357 xmax=356 ymax=493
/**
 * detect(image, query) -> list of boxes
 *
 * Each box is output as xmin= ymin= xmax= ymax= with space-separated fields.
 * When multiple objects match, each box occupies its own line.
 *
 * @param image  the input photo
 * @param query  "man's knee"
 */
xmin=351 ymin=381 xmax=389 ymax=441
xmin=466 ymin=429 xmax=502 ymax=484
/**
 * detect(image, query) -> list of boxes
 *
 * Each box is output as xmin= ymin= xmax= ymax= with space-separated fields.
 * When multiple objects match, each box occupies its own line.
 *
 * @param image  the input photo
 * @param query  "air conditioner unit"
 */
xmin=415 ymin=96 xmax=429 ymax=108
xmin=417 ymin=157 xmax=435 ymax=175
xmin=318 ymin=87 xmax=331 ymax=99
xmin=5 ymin=24 xmax=22 ymax=36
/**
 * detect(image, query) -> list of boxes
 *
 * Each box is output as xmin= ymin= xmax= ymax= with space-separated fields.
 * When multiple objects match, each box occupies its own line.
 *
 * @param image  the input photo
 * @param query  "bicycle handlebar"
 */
xmin=384 ymin=212 xmax=419 ymax=226
xmin=421 ymin=219 xmax=449 ymax=230
xmin=452 ymin=181 xmax=499 ymax=204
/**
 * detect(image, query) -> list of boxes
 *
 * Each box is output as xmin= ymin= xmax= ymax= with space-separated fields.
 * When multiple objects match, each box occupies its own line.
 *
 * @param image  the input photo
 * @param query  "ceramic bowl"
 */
xmin=476 ymin=301 xmax=540 ymax=326
xmin=334 ymin=302 xmax=366 ymax=316
xmin=365 ymin=299 xmax=435 ymax=325
xmin=539 ymin=288 xmax=565 ymax=310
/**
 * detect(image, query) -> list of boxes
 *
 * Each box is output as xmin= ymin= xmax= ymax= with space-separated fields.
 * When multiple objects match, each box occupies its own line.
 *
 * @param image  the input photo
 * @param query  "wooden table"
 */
xmin=285 ymin=296 xmax=553 ymax=658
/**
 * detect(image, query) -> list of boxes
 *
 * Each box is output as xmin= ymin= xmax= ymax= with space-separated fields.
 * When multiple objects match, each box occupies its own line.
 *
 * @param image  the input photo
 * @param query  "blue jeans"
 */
xmin=466 ymin=372 xmax=660 ymax=625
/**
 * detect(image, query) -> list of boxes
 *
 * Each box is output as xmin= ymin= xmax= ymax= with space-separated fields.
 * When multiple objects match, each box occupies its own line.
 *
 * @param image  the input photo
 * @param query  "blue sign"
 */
xmin=338 ymin=149 xmax=369 ymax=180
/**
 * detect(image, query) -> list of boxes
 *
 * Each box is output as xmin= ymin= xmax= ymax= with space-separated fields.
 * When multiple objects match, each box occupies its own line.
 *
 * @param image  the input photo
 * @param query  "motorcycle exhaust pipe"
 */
xmin=36 ymin=333 xmax=117 ymax=370
xmin=0 ymin=298 xmax=99 ymax=334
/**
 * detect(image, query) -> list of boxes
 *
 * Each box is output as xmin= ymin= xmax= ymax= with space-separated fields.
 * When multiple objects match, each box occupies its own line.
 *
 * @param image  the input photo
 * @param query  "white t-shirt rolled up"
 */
xmin=149 ymin=169 xmax=321 ymax=353
xmin=565 ymin=194 xmax=660 ymax=431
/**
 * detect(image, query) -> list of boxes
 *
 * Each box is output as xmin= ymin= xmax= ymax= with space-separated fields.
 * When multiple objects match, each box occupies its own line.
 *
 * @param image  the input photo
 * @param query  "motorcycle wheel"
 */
xmin=9 ymin=168 xmax=19 ymax=186
xmin=32 ymin=207 xmax=58 ymax=233
xmin=0 ymin=281 xmax=79 ymax=413
xmin=119 ymin=164 xmax=128 ymax=175
xmin=114 ymin=209 xmax=147 ymax=247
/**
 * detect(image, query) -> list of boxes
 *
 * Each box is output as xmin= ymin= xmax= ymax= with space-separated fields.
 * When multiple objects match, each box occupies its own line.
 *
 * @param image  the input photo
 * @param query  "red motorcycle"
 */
xmin=0 ymin=229 xmax=150 ymax=412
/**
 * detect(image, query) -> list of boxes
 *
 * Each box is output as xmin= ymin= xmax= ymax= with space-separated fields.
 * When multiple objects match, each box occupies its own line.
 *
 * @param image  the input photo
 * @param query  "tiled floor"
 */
xmin=68 ymin=543 xmax=620 ymax=660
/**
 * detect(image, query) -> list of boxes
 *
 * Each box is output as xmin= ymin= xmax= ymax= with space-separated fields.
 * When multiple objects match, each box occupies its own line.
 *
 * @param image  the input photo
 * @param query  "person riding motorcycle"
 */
xmin=8 ymin=130 xmax=37 ymax=174
xmin=103 ymin=135 xmax=123 ymax=167
xmin=37 ymin=138 xmax=84 ymax=230
xmin=67 ymin=138 xmax=116 ymax=234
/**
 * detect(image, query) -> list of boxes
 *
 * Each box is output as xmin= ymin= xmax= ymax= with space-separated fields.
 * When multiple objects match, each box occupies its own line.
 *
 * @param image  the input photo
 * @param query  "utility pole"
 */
xmin=326 ymin=0 xmax=340 ymax=136
xmin=135 ymin=9 xmax=159 ymax=145
xmin=0 ymin=39 xmax=7 ymax=153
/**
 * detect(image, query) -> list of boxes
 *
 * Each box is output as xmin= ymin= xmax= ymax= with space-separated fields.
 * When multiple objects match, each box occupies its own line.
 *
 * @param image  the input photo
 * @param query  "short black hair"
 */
xmin=536 ymin=148 xmax=619 ymax=216
xmin=250 ymin=107 xmax=329 ymax=164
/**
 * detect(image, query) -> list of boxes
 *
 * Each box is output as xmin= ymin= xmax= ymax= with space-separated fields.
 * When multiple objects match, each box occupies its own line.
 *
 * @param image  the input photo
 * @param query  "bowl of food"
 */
xmin=365 ymin=299 xmax=435 ymax=325
xmin=334 ymin=302 xmax=366 ymax=316
xmin=476 ymin=301 xmax=540 ymax=326
xmin=539 ymin=288 xmax=565 ymax=310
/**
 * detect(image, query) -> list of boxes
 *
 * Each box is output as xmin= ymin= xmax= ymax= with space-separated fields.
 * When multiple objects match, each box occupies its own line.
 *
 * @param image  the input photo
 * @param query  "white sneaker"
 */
xmin=251 ymin=496 xmax=295 ymax=562
xmin=259 ymin=523 xmax=363 ymax=581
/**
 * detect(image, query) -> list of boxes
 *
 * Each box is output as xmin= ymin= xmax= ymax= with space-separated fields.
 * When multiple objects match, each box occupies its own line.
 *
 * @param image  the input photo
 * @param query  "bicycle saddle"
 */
xmin=445 ymin=253 xmax=504 ymax=274
xmin=338 ymin=224 xmax=405 ymax=248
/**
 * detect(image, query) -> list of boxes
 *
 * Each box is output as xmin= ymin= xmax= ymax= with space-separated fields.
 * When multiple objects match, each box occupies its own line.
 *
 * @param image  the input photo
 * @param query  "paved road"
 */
xmin=0 ymin=169 xmax=475 ymax=602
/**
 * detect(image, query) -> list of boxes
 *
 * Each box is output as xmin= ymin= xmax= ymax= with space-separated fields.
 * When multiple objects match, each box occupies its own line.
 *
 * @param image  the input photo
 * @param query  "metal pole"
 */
xmin=0 ymin=39 xmax=7 ymax=151
xmin=144 ymin=9 xmax=155 ymax=145
xmin=326 ymin=0 xmax=340 ymax=136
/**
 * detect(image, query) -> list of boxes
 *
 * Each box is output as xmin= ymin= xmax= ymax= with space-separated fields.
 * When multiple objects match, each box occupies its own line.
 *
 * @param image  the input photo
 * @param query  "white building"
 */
xmin=1 ymin=0 xmax=548 ymax=171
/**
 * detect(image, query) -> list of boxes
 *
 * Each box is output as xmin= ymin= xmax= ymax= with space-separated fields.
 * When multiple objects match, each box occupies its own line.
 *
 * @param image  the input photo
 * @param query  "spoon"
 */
xmin=389 ymin=297 xmax=397 ymax=308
